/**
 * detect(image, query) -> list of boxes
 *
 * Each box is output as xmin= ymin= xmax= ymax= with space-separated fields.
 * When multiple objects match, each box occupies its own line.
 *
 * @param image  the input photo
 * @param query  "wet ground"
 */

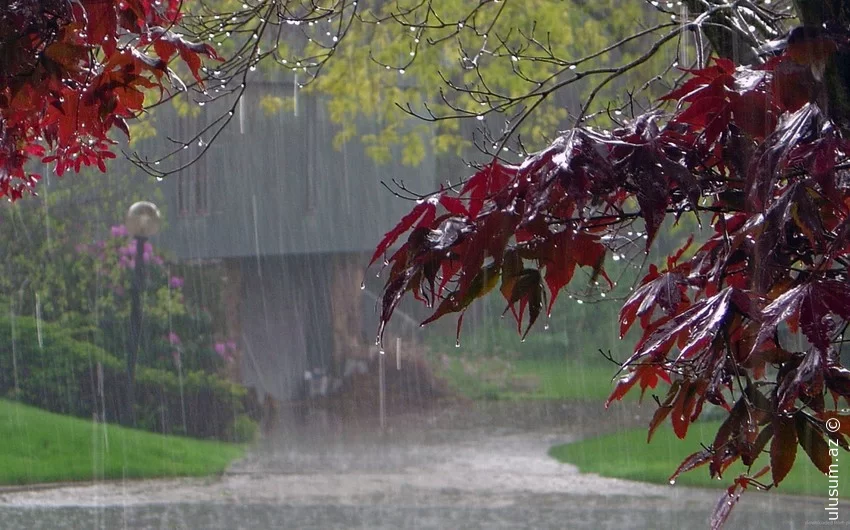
xmin=0 ymin=401 xmax=834 ymax=529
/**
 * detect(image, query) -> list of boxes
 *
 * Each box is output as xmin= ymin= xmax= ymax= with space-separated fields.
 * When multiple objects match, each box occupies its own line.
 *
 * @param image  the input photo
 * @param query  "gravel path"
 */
xmin=0 ymin=401 xmax=833 ymax=529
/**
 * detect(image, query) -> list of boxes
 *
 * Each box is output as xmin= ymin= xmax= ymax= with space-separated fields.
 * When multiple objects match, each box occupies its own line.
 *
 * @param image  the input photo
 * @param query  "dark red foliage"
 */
xmin=374 ymin=39 xmax=850 ymax=527
xmin=0 ymin=0 xmax=220 ymax=198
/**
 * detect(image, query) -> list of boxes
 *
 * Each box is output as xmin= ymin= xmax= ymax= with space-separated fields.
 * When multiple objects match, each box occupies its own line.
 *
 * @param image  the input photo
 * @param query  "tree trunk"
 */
xmin=683 ymin=0 xmax=761 ymax=64
xmin=689 ymin=0 xmax=850 ymax=132
xmin=795 ymin=0 xmax=850 ymax=131
xmin=222 ymin=258 xmax=243 ymax=382
xmin=329 ymin=254 xmax=367 ymax=375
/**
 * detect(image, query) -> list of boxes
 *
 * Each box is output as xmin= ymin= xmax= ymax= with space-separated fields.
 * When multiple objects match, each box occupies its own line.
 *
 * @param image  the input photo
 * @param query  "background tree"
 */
xmin=5 ymin=0 xmax=850 ymax=527
xmin=126 ymin=1 xmax=689 ymax=175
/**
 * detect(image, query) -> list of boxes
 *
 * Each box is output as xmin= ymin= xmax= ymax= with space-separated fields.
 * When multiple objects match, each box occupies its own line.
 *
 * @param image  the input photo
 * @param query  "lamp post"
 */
xmin=124 ymin=201 xmax=161 ymax=426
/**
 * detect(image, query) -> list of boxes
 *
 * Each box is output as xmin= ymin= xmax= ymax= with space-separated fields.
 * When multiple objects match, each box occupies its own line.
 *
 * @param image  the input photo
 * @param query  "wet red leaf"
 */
xmin=771 ymin=417 xmax=797 ymax=486
xmin=0 ymin=0 xmax=218 ymax=197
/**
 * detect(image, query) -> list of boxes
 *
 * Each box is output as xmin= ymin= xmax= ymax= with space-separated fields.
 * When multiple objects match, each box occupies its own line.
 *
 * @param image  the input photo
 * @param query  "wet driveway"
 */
xmin=0 ymin=401 xmax=832 ymax=529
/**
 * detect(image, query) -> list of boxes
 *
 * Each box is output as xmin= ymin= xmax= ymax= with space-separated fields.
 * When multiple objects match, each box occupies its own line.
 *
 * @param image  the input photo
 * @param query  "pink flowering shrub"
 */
xmin=76 ymin=225 xmax=227 ymax=374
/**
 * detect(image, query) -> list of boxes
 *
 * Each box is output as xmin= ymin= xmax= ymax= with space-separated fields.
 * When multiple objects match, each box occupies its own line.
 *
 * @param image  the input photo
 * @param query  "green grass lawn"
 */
xmin=436 ymin=356 xmax=640 ymax=402
xmin=507 ymin=359 xmax=632 ymax=401
xmin=550 ymin=420 xmax=849 ymax=498
xmin=0 ymin=399 xmax=246 ymax=485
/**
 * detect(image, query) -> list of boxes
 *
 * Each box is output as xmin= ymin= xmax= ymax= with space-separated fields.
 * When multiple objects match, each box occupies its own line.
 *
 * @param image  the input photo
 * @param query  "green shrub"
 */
xmin=0 ymin=315 xmax=247 ymax=440
xmin=229 ymin=414 xmax=259 ymax=443
xmin=428 ymin=297 xmax=626 ymax=362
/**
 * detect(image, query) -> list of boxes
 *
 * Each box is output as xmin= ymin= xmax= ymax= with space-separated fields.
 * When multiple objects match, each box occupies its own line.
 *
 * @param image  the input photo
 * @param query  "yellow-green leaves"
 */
xmin=258 ymin=95 xmax=295 ymax=115
xmin=306 ymin=1 xmax=667 ymax=165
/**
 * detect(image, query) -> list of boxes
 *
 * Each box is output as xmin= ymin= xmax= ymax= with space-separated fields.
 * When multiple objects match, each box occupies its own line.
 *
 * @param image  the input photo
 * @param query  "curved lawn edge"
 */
xmin=549 ymin=420 xmax=848 ymax=498
xmin=0 ymin=399 xmax=246 ymax=486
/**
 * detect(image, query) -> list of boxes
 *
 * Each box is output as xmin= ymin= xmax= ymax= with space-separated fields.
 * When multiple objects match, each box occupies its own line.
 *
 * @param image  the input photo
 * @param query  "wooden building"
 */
xmin=154 ymin=82 xmax=444 ymax=401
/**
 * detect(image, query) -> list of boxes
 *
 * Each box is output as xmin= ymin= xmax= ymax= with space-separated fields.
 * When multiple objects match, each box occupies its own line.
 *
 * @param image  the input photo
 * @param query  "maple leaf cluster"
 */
xmin=0 ymin=0 xmax=219 ymax=199
xmin=374 ymin=37 xmax=850 ymax=526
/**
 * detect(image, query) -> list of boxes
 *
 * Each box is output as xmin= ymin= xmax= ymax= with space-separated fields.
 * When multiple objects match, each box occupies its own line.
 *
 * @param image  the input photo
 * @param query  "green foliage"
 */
xmin=309 ymin=1 xmax=669 ymax=163
xmin=229 ymin=414 xmax=259 ymax=443
xmin=258 ymin=94 xmax=294 ymax=115
xmin=171 ymin=94 xmax=203 ymax=118
xmin=424 ymin=265 xmax=649 ymax=402
xmin=133 ymin=365 xmax=247 ymax=439
xmin=58 ymin=226 xmax=225 ymax=375
xmin=0 ymin=399 xmax=244 ymax=485
xmin=137 ymin=2 xmax=671 ymax=168
xmin=432 ymin=356 xmax=632 ymax=402
xmin=0 ymin=167 xmax=162 ymax=322
xmin=508 ymin=360 xmax=629 ymax=401
xmin=0 ymin=167 xmax=230 ymax=377
xmin=128 ymin=112 xmax=158 ymax=147
xmin=430 ymin=293 xmax=628 ymax=361
xmin=0 ymin=315 xmax=248 ymax=440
